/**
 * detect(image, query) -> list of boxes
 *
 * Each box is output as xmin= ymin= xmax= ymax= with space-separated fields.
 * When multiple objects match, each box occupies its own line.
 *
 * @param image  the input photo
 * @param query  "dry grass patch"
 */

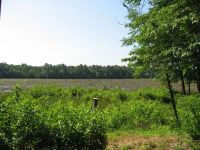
xmin=107 ymin=135 xmax=191 ymax=150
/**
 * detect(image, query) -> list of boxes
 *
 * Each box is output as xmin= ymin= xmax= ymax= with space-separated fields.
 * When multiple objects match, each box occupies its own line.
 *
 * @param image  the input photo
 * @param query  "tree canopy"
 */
xmin=123 ymin=0 xmax=200 ymax=93
xmin=0 ymin=63 xmax=133 ymax=79
xmin=122 ymin=0 xmax=200 ymax=124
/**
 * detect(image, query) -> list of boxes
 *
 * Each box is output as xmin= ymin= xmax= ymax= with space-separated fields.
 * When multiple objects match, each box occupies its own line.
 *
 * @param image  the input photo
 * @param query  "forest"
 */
xmin=0 ymin=63 xmax=133 ymax=79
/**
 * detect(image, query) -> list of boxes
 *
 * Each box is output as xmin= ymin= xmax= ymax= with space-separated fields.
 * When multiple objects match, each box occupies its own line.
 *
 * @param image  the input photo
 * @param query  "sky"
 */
xmin=0 ymin=0 xmax=131 ymax=66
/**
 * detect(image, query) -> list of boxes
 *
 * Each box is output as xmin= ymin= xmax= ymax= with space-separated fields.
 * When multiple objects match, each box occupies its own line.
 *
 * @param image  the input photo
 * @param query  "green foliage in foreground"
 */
xmin=178 ymin=95 xmax=200 ymax=140
xmin=0 ymin=85 xmax=200 ymax=149
xmin=0 ymin=87 xmax=107 ymax=150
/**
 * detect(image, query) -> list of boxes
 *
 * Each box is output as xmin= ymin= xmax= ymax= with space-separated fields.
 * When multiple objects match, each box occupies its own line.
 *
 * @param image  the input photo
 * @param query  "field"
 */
xmin=0 ymin=79 xmax=198 ymax=92
xmin=0 ymin=79 xmax=200 ymax=149
xmin=0 ymin=79 xmax=161 ymax=91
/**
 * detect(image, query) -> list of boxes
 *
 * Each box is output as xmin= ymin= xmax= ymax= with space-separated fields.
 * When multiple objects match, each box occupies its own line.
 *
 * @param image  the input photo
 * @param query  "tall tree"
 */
xmin=123 ymin=0 xmax=200 ymax=91
xmin=122 ymin=0 xmax=200 ymax=124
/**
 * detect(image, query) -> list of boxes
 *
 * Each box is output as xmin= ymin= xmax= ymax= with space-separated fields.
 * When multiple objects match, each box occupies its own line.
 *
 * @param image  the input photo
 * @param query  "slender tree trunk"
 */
xmin=197 ymin=79 xmax=200 ymax=93
xmin=180 ymin=70 xmax=186 ymax=95
xmin=195 ymin=70 xmax=200 ymax=93
xmin=196 ymin=47 xmax=200 ymax=93
xmin=165 ymin=73 xmax=180 ymax=126
xmin=187 ymin=75 xmax=191 ymax=95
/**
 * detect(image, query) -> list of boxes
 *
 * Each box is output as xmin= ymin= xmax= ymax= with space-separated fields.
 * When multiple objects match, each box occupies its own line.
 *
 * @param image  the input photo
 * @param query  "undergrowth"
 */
xmin=0 ymin=85 xmax=199 ymax=149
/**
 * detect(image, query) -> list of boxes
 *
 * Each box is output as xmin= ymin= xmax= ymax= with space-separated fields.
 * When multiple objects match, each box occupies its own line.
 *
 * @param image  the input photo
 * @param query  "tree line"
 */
xmin=0 ymin=63 xmax=133 ymax=79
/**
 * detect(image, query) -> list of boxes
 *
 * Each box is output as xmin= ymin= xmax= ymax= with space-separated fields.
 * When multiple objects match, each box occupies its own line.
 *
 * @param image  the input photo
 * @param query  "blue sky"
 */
xmin=0 ymin=0 xmax=130 ymax=66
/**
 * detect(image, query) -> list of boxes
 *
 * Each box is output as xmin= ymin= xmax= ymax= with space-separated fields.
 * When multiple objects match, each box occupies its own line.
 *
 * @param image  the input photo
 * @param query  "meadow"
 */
xmin=0 ymin=79 xmax=161 ymax=91
xmin=0 ymin=79 xmax=198 ymax=92
xmin=0 ymin=80 xmax=200 ymax=149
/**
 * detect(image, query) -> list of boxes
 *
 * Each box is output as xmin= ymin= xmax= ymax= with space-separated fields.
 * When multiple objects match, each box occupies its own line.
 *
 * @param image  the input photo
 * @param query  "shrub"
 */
xmin=116 ymin=90 xmax=129 ymax=102
xmin=47 ymin=105 xmax=107 ymax=149
xmin=0 ymin=93 xmax=107 ymax=149
xmin=29 ymin=86 xmax=66 ymax=99
xmin=68 ymin=87 xmax=85 ymax=98
xmin=134 ymin=88 xmax=171 ymax=103
xmin=179 ymin=95 xmax=200 ymax=140
xmin=106 ymin=100 xmax=172 ymax=131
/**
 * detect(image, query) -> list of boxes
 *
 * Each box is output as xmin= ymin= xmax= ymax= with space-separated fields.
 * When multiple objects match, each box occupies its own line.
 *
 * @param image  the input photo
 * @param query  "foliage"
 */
xmin=178 ymin=95 xmax=200 ymax=140
xmin=122 ymin=0 xmax=200 ymax=93
xmin=106 ymin=100 xmax=173 ymax=131
xmin=133 ymin=87 xmax=171 ymax=103
xmin=0 ymin=63 xmax=133 ymax=79
xmin=0 ymin=86 xmax=107 ymax=149
xmin=0 ymin=85 xmax=200 ymax=149
xmin=122 ymin=0 xmax=200 ymax=130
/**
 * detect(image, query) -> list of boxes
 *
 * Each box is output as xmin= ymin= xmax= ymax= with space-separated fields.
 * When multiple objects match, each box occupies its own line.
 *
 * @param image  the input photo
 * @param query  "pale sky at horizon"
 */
xmin=0 ymin=0 xmax=130 ymax=66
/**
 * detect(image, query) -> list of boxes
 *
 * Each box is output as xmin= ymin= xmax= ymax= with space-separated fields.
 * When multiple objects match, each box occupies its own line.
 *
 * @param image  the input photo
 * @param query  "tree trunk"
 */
xmin=180 ymin=70 xmax=186 ymax=95
xmin=165 ymin=73 xmax=180 ymax=126
xmin=187 ymin=75 xmax=191 ymax=95
xmin=197 ymin=79 xmax=200 ymax=93
xmin=196 ymin=47 xmax=200 ymax=93
xmin=195 ymin=70 xmax=200 ymax=93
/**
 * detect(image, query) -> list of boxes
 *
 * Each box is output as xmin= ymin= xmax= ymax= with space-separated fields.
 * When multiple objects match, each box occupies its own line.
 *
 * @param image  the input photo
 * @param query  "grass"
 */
xmin=0 ymin=78 xmax=198 ymax=93
xmin=107 ymin=127 xmax=180 ymax=139
xmin=0 ymin=82 xmax=200 ymax=149
xmin=107 ymin=135 xmax=192 ymax=150
xmin=107 ymin=128 xmax=198 ymax=150
xmin=0 ymin=79 xmax=161 ymax=91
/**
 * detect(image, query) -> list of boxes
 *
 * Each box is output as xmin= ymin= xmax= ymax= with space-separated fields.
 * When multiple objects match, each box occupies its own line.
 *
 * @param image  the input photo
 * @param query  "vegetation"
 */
xmin=0 ymin=79 xmax=164 ymax=92
xmin=1 ymin=0 xmax=200 ymax=149
xmin=0 ymin=86 xmax=107 ymax=149
xmin=0 ymin=63 xmax=133 ymax=79
xmin=123 ymin=0 xmax=200 ymax=94
xmin=122 ymin=0 xmax=200 ymax=131
xmin=0 ymin=85 xmax=199 ymax=149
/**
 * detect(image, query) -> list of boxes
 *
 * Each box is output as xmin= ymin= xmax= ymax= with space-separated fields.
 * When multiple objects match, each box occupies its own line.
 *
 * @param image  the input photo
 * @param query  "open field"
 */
xmin=0 ymin=79 xmax=161 ymax=91
xmin=0 ymin=79 xmax=198 ymax=92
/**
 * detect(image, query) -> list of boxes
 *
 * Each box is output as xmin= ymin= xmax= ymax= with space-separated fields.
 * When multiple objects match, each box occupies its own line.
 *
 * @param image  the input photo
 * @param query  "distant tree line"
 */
xmin=0 ymin=63 xmax=134 ymax=79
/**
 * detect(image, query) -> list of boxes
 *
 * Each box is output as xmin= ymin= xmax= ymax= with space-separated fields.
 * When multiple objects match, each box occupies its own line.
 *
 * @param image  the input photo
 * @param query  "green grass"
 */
xmin=107 ymin=126 xmax=180 ymax=140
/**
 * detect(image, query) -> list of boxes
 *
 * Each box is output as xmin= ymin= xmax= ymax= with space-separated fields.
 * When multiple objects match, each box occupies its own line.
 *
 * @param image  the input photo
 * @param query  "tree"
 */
xmin=0 ymin=63 xmax=133 ymax=79
xmin=122 ymin=0 xmax=200 ymax=124
xmin=123 ymin=0 xmax=200 ymax=88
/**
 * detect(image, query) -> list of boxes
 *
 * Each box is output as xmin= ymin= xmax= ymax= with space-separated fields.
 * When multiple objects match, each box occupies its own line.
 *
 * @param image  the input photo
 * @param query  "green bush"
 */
xmin=116 ymin=90 xmax=129 ymax=102
xmin=68 ymin=87 xmax=85 ymax=98
xmin=1 ymin=85 xmax=199 ymax=149
xmin=106 ymin=100 xmax=172 ymax=131
xmin=29 ymin=86 xmax=66 ymax=99
xmin=134 ymin=88 xmax=171 ymax=103
xmin=0 ymin=87 xmax=107 ymax=149
xmin=48 ymin=105 xmax=107 ymax=149
xmin=178 ymin=95 xmax=200 ymax=140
